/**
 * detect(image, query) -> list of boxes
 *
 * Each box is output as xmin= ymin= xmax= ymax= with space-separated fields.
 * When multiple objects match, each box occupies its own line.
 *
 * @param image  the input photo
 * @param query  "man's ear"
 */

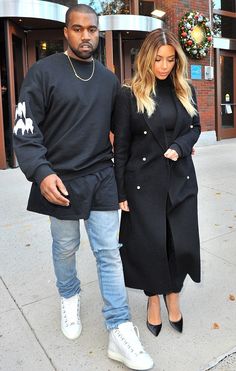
xmin=64 ymin=27 xmax=68 ymax=40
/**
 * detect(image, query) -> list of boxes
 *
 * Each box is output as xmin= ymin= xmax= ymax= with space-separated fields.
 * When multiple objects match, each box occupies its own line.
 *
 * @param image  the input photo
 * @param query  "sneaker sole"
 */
xmin=108 ymin=349 xmax=153 ymax=370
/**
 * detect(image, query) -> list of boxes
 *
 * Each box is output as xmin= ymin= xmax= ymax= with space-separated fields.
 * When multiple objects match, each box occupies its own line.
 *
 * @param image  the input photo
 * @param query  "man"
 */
xmin=13 ymin=4 xmax=153 ymax=370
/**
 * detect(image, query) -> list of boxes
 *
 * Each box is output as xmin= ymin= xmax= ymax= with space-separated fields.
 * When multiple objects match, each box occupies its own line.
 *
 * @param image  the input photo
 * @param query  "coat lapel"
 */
xmin=171 ymin=89 xmax=187 ymax=139
xmin=143 ymin=105 xmax=168 ymax=151
xmin=143 ymin=88 xmax=189 ymax=149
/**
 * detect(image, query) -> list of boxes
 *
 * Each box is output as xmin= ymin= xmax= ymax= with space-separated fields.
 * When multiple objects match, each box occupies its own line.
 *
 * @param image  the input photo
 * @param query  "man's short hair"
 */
xmin=65 ymin=4 xmax=98 ymax=26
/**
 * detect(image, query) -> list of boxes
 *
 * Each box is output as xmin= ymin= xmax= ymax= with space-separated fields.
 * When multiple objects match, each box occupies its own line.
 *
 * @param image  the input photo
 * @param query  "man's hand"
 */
xmin=40 ymin=174 xmax=70 ymax=206
xmin=119 ymin=200 xmax=130 ymax=212
xmin=164 ymin=148 xmax=179 ymax=161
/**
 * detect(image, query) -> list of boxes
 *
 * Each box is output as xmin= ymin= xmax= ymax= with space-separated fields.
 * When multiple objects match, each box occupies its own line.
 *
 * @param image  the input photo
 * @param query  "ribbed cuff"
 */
xmin=118 ymin=195 xmax=127 ymax=203
xmin=34 ymin=164 xmax=55 ymax=185
xmin=169 ymin=143 xmax=182 ymax=158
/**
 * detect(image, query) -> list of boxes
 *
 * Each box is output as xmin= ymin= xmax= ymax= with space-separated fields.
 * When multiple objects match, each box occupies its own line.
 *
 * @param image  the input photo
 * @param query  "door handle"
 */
xmin=221 ymin=103 xmax=236 ymax=106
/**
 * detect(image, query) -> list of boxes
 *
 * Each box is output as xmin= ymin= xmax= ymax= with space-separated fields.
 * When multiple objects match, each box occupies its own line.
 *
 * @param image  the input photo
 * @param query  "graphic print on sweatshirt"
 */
xmin=14 ymin=102 xmax=34 ymax=135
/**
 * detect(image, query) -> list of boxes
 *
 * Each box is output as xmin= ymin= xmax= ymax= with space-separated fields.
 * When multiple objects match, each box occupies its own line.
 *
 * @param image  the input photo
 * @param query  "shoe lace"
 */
xmin=61 ymin=296 xmax=80 ymax=327
xmin=114 ymin=323 xmax=144 ymax=356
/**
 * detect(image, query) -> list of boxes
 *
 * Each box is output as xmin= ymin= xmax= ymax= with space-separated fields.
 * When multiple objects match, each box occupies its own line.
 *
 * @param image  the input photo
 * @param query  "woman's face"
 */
xmin=153 ymin=44 xmax=176 ymax=80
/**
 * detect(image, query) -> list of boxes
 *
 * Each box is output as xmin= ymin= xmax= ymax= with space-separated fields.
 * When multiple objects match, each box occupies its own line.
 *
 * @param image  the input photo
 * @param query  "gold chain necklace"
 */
xmin=65 ymin=51 xmax=95 ymax=82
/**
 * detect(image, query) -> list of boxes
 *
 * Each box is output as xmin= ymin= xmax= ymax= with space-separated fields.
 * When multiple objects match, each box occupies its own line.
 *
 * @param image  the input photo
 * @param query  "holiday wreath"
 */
xmin=178 ymin=11 xmax=213 ymax=59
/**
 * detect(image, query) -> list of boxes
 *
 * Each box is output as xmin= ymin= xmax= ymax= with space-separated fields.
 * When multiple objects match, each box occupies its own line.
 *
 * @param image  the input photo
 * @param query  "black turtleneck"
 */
xmin=154 ymin=76 xmax=177 ymax=147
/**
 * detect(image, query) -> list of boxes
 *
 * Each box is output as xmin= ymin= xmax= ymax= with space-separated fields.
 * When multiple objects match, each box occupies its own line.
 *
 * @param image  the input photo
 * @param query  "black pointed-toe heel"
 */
xmin=146 ymin=300 xmax=162 ymax=337
xmin=146 ymin=319 xmax=162 ymax=337
xmin=163 ymin=295 xmax=183 ymax=333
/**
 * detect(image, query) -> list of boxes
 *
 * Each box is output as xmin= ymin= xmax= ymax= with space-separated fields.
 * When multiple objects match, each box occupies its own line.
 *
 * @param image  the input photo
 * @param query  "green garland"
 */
xmin=178 ymin=11 xmax=213 ymax=59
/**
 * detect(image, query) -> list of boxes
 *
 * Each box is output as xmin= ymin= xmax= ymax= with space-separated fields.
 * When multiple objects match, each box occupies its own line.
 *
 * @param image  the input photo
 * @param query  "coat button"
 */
xmin=187 ymin=176 xmax=190 ymax=179
xmin=190 ymin=125 xmax=193 ymax=128
xmin=137 ymin=185 xmax=141 ymax=190
xmin=144 ymin=131 xmax=147 ymax=135
xmin=142 ymin=157 xmax=146 ymax=161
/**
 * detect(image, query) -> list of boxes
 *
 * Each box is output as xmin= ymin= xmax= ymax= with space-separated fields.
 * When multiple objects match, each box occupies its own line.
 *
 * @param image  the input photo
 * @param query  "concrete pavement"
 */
xmin=0 ymin=139 xmax=236 ymax=371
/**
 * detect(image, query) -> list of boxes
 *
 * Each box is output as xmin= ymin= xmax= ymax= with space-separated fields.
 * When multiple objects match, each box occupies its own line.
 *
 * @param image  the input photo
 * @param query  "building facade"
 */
xmin=0 ymin=0 xmax=236 ymax=169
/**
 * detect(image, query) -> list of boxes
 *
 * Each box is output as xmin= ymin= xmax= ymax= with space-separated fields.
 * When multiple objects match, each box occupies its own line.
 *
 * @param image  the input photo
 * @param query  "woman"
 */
xmin=113 ymin=29 xmax=201 ymax=337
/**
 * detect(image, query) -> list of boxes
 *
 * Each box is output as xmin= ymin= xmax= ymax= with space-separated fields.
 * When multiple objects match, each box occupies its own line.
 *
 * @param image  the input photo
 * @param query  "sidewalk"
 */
xmin=0 ymin=139 xmax=236 ymax=371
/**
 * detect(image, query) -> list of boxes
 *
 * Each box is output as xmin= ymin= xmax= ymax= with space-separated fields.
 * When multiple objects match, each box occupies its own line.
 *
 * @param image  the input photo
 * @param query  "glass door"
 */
xmin=123 ymin=37 xmax=143 ymax=82
xmin=4 ymin=20 xmax=26 ymax=167
xmin=219 ymin=51 xmax=236 ymax=139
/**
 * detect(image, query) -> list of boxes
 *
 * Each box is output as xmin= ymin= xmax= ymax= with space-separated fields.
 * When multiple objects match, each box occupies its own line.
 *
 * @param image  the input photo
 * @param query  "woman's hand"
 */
xmin=164 ymin=148 xmax=179 ymax=161
xmin=119 ymin=200 xmax=130 ymax=212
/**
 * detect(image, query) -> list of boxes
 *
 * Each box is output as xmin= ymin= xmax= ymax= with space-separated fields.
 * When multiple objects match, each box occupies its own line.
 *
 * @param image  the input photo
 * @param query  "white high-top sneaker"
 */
xmin=108 ymin=321 xmax=154 ymax=370
xmin=61 ymin=294 xmax=82 ymax=340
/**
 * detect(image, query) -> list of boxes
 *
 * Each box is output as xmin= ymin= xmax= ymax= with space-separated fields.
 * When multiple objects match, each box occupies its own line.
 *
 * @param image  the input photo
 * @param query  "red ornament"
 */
xmin=181 ymin=32 xmax=187 ymax=37
xmin=207 ymin=36 xmax=212 ymax=41
xmin=187 ymin=40 xmax=193 ymax=45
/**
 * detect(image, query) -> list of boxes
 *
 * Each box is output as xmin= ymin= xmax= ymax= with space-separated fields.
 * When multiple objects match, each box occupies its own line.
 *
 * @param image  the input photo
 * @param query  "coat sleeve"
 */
xmin=13 ymin=63 xmax=55 ymax=184
xmin=110 ymin=77 xmax=121 ymax=134
xmin=113 ymin=87 xmax=132 ymax=202
xmin=170 ymin=86 xmax=201 ymax=157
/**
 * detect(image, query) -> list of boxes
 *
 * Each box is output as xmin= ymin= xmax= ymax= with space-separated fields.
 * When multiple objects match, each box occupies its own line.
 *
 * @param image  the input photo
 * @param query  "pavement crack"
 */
xmin=201 ymin=229 xmax=236 ymax=244
xmin=200 ymin=247 xmax=236 ymax=266
xmin=200 ymin=347 xmax=236 ymax=370
xmin=200 ymin=184 xmax=236 ymax=197
xmin=21 ymin=294 xmax=57 ymax=308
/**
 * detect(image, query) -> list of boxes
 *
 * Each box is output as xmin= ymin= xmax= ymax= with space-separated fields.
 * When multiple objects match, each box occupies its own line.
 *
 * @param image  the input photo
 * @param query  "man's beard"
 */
xmin=69 ymin=44 xmax=98 ymax=60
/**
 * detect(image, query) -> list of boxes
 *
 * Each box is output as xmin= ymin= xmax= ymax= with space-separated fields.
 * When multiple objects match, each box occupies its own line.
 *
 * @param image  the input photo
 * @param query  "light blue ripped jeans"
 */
xmin=50 ymin=211 xmax=131 ymax=330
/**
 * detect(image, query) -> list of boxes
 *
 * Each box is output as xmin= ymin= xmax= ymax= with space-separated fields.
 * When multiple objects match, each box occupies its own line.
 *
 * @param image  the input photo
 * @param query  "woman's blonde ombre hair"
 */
xmin=130 ymin=28 xmax=197 ymax=117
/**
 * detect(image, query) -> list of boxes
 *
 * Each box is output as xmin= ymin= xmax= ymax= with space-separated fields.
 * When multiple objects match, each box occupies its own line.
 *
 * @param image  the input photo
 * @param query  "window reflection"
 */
xmin=213 ymin=14 xmax=221 ymax=37
xmin=36 ymin=40 xmax=64 ymax=60
xmin=213 ymin=14 xmax=236 ymax=38
xmin=99 ymin=1 xmax=130 ymax=15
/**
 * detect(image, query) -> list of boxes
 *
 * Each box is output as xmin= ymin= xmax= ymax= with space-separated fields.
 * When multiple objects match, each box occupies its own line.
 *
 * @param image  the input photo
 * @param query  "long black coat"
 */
xmin=114 ymin=85 xmax=201 ymax=293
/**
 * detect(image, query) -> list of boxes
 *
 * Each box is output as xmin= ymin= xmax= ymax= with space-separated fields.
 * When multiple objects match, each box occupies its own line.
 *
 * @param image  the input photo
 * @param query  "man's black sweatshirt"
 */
xmin=13 ymin=53 xmax=120 ymax=185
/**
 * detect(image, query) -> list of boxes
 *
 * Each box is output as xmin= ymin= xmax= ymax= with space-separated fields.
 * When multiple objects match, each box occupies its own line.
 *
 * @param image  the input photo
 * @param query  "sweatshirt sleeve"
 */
xmin=13 ymin=63 xmax=55 ymax=184
xmin=170 ymin=86 xmax=201 ymax=157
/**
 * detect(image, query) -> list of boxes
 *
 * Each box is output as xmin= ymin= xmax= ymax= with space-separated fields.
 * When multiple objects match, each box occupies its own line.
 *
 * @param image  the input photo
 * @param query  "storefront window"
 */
xmin=213 ymin=15 xmax=236 ymax=38
xmin=212 ymin=0 xmax=236 ymax=12
xmin=139 ymin=1 xmax=154 ymax=16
